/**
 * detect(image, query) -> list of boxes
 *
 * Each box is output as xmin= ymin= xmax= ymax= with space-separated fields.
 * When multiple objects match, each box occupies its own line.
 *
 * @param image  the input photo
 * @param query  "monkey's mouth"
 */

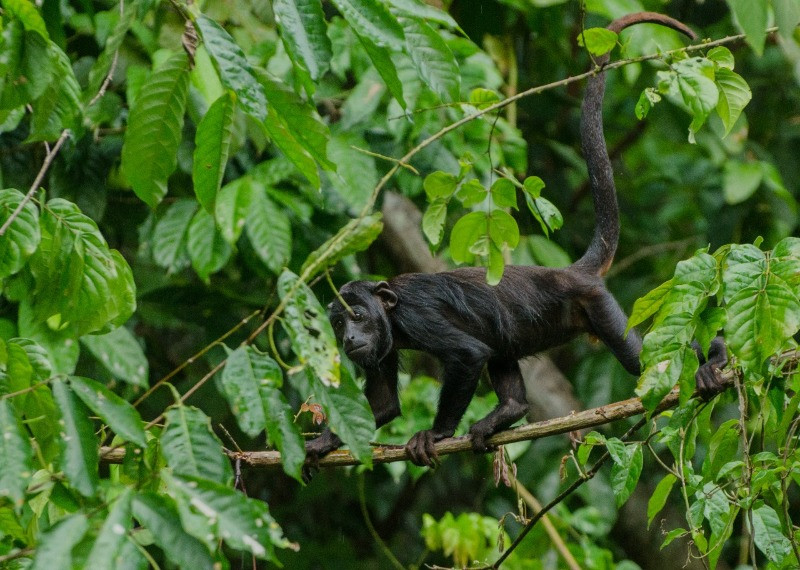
xmin=345 ymin=344 xmax=370 ymax=360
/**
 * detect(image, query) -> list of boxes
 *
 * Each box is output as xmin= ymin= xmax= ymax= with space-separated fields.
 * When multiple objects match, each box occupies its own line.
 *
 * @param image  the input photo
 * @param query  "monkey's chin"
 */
xmin=346 ymin=345 xmax=373 ymax=366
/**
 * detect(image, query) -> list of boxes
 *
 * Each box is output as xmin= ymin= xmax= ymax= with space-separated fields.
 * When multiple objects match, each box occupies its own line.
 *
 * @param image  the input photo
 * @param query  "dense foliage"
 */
xmin=0 ymin=0 xmax=799 ymax=568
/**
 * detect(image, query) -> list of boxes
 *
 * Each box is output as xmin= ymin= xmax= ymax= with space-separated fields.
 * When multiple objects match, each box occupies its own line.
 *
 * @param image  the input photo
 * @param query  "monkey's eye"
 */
xmin=352 ymin=309 xmax=364 ymax=322
xmin=333 ymin=319 xmax=343 ymax=330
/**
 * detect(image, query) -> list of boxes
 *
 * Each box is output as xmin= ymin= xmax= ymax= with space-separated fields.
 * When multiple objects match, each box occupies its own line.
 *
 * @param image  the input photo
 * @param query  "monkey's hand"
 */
xmin=405 ymin=429 xmax=449 ymax=467
xmin=693 ymin=337 xmax=729 ymax=399
xmin=303 ymin=429 xmax=342 ymax=483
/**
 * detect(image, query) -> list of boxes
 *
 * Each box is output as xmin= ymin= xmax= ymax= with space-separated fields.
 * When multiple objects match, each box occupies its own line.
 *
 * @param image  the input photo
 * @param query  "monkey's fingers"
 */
xmin=405 ymin=430 xmax=439 ymax=467
xmin=695 ymin=364 xmax=727 ymax=399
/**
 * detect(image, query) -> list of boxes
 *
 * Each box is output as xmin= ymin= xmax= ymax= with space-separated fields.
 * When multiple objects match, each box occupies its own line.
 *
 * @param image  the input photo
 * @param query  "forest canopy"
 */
xmin=0 ymin=0 xmax=799 ymax=568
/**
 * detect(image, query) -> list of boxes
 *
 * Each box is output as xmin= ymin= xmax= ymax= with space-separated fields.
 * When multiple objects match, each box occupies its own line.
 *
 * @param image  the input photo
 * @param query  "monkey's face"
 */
xmin=328 ymin=281 xmax=397 ymax=368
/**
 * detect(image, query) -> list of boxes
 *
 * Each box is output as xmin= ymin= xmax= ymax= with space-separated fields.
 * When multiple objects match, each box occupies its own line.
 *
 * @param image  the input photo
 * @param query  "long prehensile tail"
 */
xmin=573 ymin=12 xmax=696 ymax=276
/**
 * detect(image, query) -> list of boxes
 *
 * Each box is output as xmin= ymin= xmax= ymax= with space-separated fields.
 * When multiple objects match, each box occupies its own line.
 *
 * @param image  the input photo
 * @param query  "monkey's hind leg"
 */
xmin=468 ymin=359 xmax=529 ymax=453
xmin=584 ymin=290 xmax=643 ymax=376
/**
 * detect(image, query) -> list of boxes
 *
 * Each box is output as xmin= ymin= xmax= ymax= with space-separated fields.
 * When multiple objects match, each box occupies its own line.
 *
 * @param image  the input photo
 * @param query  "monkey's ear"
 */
xmin=373 ymin=281 xmax=398 ymax=310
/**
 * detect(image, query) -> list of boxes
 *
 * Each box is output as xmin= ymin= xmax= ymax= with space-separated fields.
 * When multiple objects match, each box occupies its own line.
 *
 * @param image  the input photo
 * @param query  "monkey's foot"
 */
xmin=303 ymin=429 xmax=342 ymax=482
xmin=405 ymin=429 xmax=449 ymax=467
xmin=469 ymin=400 xmax=528 ymax=453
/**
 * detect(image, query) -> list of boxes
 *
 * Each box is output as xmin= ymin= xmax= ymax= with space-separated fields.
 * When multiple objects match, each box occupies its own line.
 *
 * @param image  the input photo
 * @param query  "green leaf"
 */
xmin=422 ymin=199 xmax=448 ymax=248
xmin=647 ymin=474 xmax=677 ymax=528
xmin=52 ymin=379 xmax=99 ymax=497
xmin=773 ymin=0 xmax=800 ymax=41
xmin=161 ymin=405 xmax=233 ymax=485
xmin=707 ymin=46 xmax=735 ymax=70
xmin=263 ymin=105 xmax=320 ymax=187
xmin=400 ymin=16 xmax=460 ymax=102
xmin=121 ymin=52 xmax=190 ymax=208
xmin=30 ymin=198 xmax=136 ymax=336
xmin=245 ymin=188 xmax=291 ymax=274
xmin=522 ymin=176 xmax=545 ymax=199
xmin=273 ymin=0 xmax=331 ymax=82
xmin=0 ymin=399 xmax=33 ymax=503
xmin=659 ymin=58 xmax=719 ymax=140
xmin=490 ymin=178 xmax=517 ymax=209
xmin=68 ymin=376 xmax=146 ymax=447
xmin=487 ymin=209 xmax=520 ymax=249
xmin=300 ymin=213 xmax=383 ymax=279
xmin=702 ymin=419 xmax=740 ymax=480
xmin=193 ymin=91 xmax=235 ymax=212
xmin=635 ymin=87 xmax=661 ymax=120
xmin=330 ymin=0 xmax=404 ymax=49
xmin=220 ymin=346 xmax=305 ymax=480
xmin=215 ymin=178 xmax=254 ymax=245
xmin=751 ymin=503 xmax=793 ymax=563
xmin=187 ymin=208 xmax=232 ymax=283
xmin=0 ymin=187 xmax=40 ymax=278
xmin=450 ymin=211 xmax=487 ymax=263
xmin=487 ymin=242 xmax=505 ymax=285
xmin=168 ymin=473 xmax=292 ymax=560
xmin=608 ymin=441 xmax=643 ymax=507
xmin=424 ymin=171 xmax=458 ymax=200
xmin=2 ymin=0 xmax=49 ymax=39
xmin=326 ymin=132 xmax=377 ymax=209
xmin=30 ymin=515 xmax=88 ymax=570
xmin=195 ymin=14 xmax=267 ymax=122
xmin=468 ymin=88 xmax=500 ymax=108
xmin=577 ymin=27 xmax=618 ymax=56
xmin=0 ymin=27 xmax=54 ymax=109
xmin=525 ymin=195 xmax=563 ymax=236
xmin=132 ymin=493 xmax=215 ymax=570
xmin=80 ymin=326 xmax=148 ymax=388
xmin=259 ymin=73 xmax=334 ymax=171
xmin=84 ymin=489 xmax=135 ymax=570
xmin=356 ymin=33 xmax=406 ymax=109
xmin=86 ymin=1 xmax=137 ymax=97
xmin=152 ymin=199 xmax=197 ymax=273
xmin=386 ymin=0 xmax=460 ymax=30
xmin=628 ymin=278 xmax=675 ymax=333
xmin=726 ymin=0 xmax=768 ymax=55
xmin=715 ymin=69 xmax=751 ymax=137
xmin=28 ymin=44 xmax=81 ymax=142
xmin=289 ymin=366 xmax=375 ymax=465
xmin=278 ymin=270 xmax=340 ymax=387
xmin=455 ymin=179 xmax=487 ymax=207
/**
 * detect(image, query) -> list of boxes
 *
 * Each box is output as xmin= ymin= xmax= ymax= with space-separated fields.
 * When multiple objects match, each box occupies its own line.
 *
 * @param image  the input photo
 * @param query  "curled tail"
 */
xmin=573 ymin=12 xmax=696 ymax=276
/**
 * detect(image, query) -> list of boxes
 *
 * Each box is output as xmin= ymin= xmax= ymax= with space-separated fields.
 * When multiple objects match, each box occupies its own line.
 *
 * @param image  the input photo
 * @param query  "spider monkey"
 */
xmin=309 ymin=12 xmax=728 ymax=468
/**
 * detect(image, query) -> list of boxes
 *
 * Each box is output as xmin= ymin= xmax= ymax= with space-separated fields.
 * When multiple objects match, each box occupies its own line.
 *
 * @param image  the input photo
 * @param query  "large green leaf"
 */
xmin=132 ymin=493 xmax=214 ymax=570
xmin=263 ymin=104 xmax=320 ymax=187
xmin=220 ymin=346 xmax=305 ymax=480
xmin=121 ymin=52 xmax=190 ymax=208
xmin=726 ymin=0 xmax=768 ymax=55
xmin=330 ymin=0 xmax=404 ymax=49
xmin=192 ymin=90 xmax=235 ymax=212
xmin=187 ymin=208 xmax=232 ymax=283
xmin=0 ymin=187 xmax=40 ymax=278
xmin=659 ymin=58 xmax=719 ymax=140
xmin=29 ymin=199 xmax=135 ymax=335
xmin=52 ymin=379 xmax=99 ymax=497
xmin=86 ymin=0 xmax=138 ymax=97
xmin=2 ymin=0 xmax=49 ymax=39
xmin=30 ymin=515 xmax=88 ymax=570
xmin=0 ymin=399 xmax=33 ymax=503
xmin=195 ymin=14 xmax=267 ymax=122
xmin=152 ymin=199 xmax=197 ymax=273
xmin=751 ymin=503 xmax=793 ymax=563
xmin=278 ymin=270 xmax=340 ymax=387
xmin=647 ymin=474 xmax=677 ymax=528
xmin=84 ymin=489 xmax=136 ymax=570
xmin=160 ymin=405 xmax=233 ymax=485
xmin=300 ymin=212 xmax=383 ymax=279
xmin=258 ymin=73 xmax=334 ymax=170
xmin=80 ymin=326 xmax=149 ymax=387
xmin=28 ymin=43 xmax=81 ymax=142
xmin=400 ymin=16 xmax=460 ymax=103
xmin=289 ymin=366 xmax=374 ymax=465
xmin=69 ymin=376 xmax=146 ymax=447
xmin=356 ymin=32 xmax=406 ymax=109
xmin=723 ymin=160 xmax=762 ymax=204
xmin=715 ymin=68 xmax=751 ymax=137
xmin=386 ymin=0 xmax=460 ymax=30
xmin=215 ymin=177 xmax=254 ymax=245
xmin=245 ymin=187 xmax=291 ymax=274
xmin=272 ymin=0 xmax=332 ymax=82
xmin=325 ymin=132 xmax=377 ymax=208
xmin=607 ymin=440 xmax=643 ymax=507
xmin=167 ymin=473 xmax=292 ymax=561
xmin=0 ymin=27 xmax=54 ymax=109
xmin=773 ymin=0 xmax=800 ymax=41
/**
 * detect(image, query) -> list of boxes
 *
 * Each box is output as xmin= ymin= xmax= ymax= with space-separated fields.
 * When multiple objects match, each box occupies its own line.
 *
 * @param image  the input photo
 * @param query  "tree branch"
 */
xmin=100 ymin=372 xmax=735 ymax=467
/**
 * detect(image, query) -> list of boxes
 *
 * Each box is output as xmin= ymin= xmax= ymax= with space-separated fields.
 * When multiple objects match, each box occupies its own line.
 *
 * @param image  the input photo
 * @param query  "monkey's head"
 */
xmin=328 ymin=280 xmax=398 ymax=368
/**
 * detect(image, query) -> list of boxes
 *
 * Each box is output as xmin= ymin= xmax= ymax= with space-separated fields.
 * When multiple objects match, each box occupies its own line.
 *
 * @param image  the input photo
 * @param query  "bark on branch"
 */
xmin=100 ymin=373 xmax=734 ymax=468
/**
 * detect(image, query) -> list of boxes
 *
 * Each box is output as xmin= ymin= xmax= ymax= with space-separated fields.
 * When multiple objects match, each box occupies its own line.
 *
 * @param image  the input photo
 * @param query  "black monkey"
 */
xmin=310 ymin=13 xmax=728 ymax=467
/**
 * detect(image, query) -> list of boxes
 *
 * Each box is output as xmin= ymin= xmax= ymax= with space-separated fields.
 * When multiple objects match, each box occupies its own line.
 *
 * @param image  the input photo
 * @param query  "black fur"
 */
xmin=307 ymin=13 xmax=726 ymax=468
